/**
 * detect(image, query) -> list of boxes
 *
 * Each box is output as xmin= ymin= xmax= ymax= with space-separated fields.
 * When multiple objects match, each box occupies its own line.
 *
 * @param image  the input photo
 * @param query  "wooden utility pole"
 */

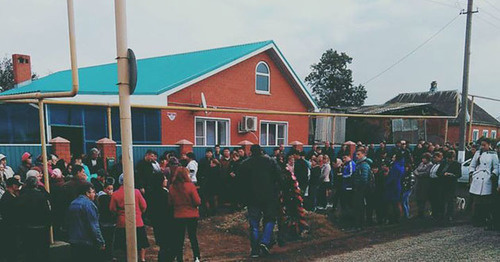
xmin=458 ymin=0 xmax=477 ymax=162
xmin=114 ymin=0 xmax=137 ymax=261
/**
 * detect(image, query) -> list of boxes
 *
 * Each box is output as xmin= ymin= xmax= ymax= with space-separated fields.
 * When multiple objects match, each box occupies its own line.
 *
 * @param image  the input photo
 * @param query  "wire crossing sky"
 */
xmin=0 ymin=0 xmax=498 ymax=115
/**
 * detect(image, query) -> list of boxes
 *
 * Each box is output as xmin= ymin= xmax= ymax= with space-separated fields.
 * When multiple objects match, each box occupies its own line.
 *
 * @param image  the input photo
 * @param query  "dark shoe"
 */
xmin=259 ymin=243 xmax=271 ymax=256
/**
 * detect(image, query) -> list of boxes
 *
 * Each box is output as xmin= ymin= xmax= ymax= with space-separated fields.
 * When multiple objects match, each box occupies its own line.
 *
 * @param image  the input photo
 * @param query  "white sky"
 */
xmin=1 ymin=0 xmax=499 ymax=116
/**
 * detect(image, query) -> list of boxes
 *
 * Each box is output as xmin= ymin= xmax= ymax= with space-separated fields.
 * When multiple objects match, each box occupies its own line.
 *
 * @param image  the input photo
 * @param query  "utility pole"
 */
xmin=114 ymin=0 xmax=137 ymax=261
xmin=458 ymin=0 xmax=477 ymax=162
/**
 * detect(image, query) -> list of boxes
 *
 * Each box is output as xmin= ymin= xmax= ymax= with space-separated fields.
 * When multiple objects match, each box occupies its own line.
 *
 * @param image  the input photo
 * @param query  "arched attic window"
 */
xmin=255 ymin=61 xmax=270 ymax=94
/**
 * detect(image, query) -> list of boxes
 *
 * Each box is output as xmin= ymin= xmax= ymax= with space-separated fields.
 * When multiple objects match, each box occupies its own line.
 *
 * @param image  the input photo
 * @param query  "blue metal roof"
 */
xmin=0 ymin=40 xmax=318 ymax=109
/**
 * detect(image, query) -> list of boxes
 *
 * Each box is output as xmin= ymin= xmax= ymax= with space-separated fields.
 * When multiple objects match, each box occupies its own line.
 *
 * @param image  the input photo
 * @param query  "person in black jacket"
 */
xmin=95 ymin=180 xmax=116 ymax=261
xmin=437 ymin=150 xmax=461 ymax=223
xmin=148 ymin=173 xmax=174 ymax=262
xmin=239 ymin=145 xmax=281 ymax=258
xmin=307 ymin=158 xmax=321 ymax=211
xmin=0 ymin=178 xmax=22 ymax=262
xmin=17 ymin=176 xmax=52 ymax=262
xmin=135 ymin=150 xmax=156 ymax=195
xmin=293 ymin=151 xmax=309 ymax=193
xmin=83 ymin=148 xmax=104 ymax=177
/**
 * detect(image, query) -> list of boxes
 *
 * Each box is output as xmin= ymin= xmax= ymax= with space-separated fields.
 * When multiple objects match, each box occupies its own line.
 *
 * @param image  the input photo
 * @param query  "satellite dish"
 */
xmin=128 ymin=48 xmax=137 ymax=95
xmin=201 ymin=92 xmax=208 ymax=115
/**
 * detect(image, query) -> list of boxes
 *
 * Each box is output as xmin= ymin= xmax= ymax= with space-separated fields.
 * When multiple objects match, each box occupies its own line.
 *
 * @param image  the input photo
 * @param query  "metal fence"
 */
xmin=0 ymin=144 xmax=52 ymax=171
xmin=116 ymin=145 xmax=180 ymax=165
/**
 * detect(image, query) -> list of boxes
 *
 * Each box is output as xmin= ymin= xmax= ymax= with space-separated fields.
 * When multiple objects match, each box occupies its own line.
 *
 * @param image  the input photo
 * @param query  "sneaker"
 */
xmin=260 ymin=243 xmax=271 ymax=256
xmin=250 ymin=249 xmax=260 ymax=258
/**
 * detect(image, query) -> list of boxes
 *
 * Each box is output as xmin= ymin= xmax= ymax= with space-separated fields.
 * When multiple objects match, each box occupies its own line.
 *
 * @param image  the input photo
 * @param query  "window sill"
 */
xmin=255 ymin=91 xmax=271 ymax=95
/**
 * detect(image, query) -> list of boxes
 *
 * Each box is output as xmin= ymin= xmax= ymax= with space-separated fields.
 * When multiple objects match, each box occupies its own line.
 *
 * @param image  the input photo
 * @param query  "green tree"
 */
xmin=305 ymin=49 xmax=367 ymax=108
xmin=0 ymin=56 xmax=38 ymax=92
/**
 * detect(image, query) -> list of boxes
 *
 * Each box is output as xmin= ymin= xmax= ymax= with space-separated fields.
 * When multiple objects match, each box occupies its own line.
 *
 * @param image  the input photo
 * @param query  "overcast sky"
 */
xmin=1 ymin=0 xmax=498 ymax=116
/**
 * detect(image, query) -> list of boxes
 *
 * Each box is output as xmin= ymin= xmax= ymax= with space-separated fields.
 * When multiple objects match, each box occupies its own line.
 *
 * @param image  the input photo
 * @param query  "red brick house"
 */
xmin=0 ymin=41 xmax=318 ymax=153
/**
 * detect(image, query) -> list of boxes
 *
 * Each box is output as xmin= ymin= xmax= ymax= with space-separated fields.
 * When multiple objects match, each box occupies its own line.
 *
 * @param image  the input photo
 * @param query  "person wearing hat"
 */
xmin=0 ymin=177 xmax=22 ymax=262
xmin=84 ymin=148 xmax=104 ymax=178
xmin=17 ymin=152 xmax=32 ymax=182
xmin=0 ymin=154 xmax=15 ymax=183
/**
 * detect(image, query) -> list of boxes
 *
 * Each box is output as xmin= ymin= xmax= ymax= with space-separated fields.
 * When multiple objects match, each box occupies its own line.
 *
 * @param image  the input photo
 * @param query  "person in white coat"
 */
xmin=468 ymin=138 xmax=499 ymax=227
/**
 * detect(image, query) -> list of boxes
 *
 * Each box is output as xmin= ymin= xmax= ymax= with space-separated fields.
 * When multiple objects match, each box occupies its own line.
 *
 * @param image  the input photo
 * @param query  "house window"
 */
xmin=472 ymin=129 xmax=479 ymax=142
xmin=482 ymin=130 xmax=489 ymax=138
xmin=260 ymin=121 xmax=287 ymax=146
xmin=492 ymin=130 xmax=497 ymax=139
xmin=195 ymin=117 xmax=229 ymax=146
xmin=255 ymin=62 xmax=270 ymax=94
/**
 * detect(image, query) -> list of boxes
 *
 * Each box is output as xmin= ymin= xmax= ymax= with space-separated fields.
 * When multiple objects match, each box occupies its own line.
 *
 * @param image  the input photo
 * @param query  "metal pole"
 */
xmin=113 ymin=0 xmax=137 ymax=261
xmin=458 ymin=0 xmax=475 ymax=162
xmin=444 ymin=119 xmax=449 ymax=144
xmin=38 ymin=99 xmax=54 ymax=244
xmin=107 ymin=106 xmax=113 ymax=140
xmin=331 ymin=116 xmax=336 ymax=144
xmin=468 ymin=96 xmax=475 ymax=143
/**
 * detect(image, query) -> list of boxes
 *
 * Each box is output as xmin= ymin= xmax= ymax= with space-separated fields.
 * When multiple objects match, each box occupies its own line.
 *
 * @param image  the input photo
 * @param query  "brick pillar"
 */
xmin=96 ymin=138 xmax=117 ymax=171
xmin=238 ymin=140 xmax=254 ymax=156
xmin=50 ymin=137 xmax=71 ymax=164
xmin=289 ymin=141 xmax=304 ymax=152
xmin=176 ymin=139 xmax=194 ymax=154
xmin=344 ymin=141 xmax=356 ymax=157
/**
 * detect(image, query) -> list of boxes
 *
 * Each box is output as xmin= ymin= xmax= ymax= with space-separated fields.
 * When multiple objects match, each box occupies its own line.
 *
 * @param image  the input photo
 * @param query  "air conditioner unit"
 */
xmin=239 ymin=116 xmax=257 ymax=133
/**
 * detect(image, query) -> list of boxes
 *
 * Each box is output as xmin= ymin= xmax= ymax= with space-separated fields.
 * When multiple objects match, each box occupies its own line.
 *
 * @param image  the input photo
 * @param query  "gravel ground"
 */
xmin=316 ymin=225 xmax=500 ymax=262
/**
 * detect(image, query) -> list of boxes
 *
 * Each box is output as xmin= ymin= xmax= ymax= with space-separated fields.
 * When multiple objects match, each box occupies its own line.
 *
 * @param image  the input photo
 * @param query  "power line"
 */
xmin=422 ymin=0 xmax=459 ymax=8
xmin=362 ymin=14 xmax=461 ymax=85
xmin=482 ymin=0 xmax=500 ymax=13
xmin=476 ymin=14 xmax=500 ymax=29
xmin=476 ymin=3 xmax=500 ymax=21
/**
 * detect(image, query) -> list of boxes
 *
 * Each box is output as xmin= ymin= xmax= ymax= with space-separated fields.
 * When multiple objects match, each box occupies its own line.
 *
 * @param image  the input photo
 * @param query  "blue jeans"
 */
xmin=402 ymin=190 xmax=412 ymax=218
xmin=248 ymin=205 xmax=276 ymax=249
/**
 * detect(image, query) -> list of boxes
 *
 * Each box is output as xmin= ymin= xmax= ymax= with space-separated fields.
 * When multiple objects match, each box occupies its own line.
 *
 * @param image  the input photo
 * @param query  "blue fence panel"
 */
xmin=116 ymin=145 xmax=180 ymax=165
xmin=0 ymin=144 xmax=52 ymax=171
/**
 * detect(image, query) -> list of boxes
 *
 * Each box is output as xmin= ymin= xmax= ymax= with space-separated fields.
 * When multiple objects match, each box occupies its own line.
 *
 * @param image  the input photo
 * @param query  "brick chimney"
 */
xmin=12 ymin=54 xmax=32 ymax=87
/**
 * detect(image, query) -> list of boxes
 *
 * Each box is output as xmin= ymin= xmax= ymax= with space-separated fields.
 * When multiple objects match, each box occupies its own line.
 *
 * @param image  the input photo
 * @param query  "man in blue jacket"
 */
xmin=352 ymin=148 xmax=373 ymax=230
xmin=67 ymin=183 xmax=105 ymax=262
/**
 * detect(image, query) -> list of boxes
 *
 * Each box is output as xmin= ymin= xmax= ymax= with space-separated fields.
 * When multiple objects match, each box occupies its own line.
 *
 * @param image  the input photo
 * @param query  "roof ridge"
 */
xmin=34 ymin=40 xmax=275 ymax=77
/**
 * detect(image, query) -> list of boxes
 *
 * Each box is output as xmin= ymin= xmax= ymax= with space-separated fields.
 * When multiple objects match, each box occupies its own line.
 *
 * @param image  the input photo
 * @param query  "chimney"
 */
xmin=12 ymin=54 xmax=32 ymax=87
xmin=429 ymin=81 xmax=437 ymax=93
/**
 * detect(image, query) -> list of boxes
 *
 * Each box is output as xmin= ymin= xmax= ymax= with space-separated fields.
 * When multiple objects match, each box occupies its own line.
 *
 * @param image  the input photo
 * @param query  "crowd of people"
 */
xmin=0 ymin=137 xmax=498 ymax=261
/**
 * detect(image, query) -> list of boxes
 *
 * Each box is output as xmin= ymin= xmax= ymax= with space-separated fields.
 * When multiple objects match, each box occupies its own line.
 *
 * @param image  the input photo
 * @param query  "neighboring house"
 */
xmin=0 ymin=41 xmax=318 ymax=154
xmin=341 ymin=85 xmax=499 ymax=144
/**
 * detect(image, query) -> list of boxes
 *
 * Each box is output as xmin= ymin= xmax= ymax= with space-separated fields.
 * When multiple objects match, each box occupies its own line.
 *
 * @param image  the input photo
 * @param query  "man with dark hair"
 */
xmin=294 ymin=151 xmax=309 ymax=193
xmin=67 ymin=183 xmax=105 ymax=262
xmin=323 ymin=141 xmax=335 ymax=162
xmin=239 ymin=145 xmax=281 ymax=257
xmin=237 ymin=147 xmax=247 ymax=161
xmin=271 ymin=147 xmax=280 ymax=160
xmin=135 ymin=150 xmax=156 ymax=194
xmin=186 ymin=152 xmax=198 ymax=184
xmin=214 ymin=145 xmax=222 ymax=160
xmin=0 ymin=177 xmax=22 ymax=262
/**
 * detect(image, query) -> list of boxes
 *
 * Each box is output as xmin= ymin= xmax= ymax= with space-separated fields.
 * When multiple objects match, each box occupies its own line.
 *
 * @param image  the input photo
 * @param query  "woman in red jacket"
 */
xmin=169 ymin=167 xmax=202 ymax=262
xmin=110 ymin=174 xmax=149 ymax=262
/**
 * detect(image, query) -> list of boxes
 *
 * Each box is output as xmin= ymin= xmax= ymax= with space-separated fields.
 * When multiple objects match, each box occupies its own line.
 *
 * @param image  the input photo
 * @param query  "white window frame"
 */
xmin=491 ymin=130 xmax=497 ymax=139
xmin=259 ymin=120 xmax=288 ymax=146
xmin=255 ymin=61 xmax=270 ymax=95
xmin=472 ymin=129 xmax=479 ymax=142
xmin=482 ymin=130 xmax=489 ymax=138
xmin=194 ymin=116 xmax=230 ymax=146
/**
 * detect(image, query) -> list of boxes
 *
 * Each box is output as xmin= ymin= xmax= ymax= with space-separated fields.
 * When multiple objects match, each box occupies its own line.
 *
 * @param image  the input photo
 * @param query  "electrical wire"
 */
xmin=362 ymin=14 xmax=461 ymax=85
xmin=476 ymin=3 xmax=500 ymax=22
xmin=482 ymin=0 xmax=500 ymax=13
xmin=476 ymin=14 xmax=500 ymax=30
